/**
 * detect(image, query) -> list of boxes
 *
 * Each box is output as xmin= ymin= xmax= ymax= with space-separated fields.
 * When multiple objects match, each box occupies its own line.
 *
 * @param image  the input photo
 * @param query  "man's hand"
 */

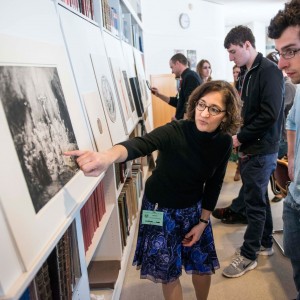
xmin=151 ymin=87 xmax=159 ymax=97
xmin=232 ymin=135 xmax=241 ymax=148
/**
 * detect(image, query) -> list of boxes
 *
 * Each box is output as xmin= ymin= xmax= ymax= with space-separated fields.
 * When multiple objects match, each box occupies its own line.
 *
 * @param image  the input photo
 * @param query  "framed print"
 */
xmin=103 ymin=31 xmax=139 ymax=133
xmin=82 ymin=91 xmax=112 ymax=152
xmin=59 ymin=5 xmax=127 ymax=144
xmin=0 ymin=33 xmax=98 ymax=270
xmin=109 ymin=57 xmax=138 ymax=131
xmin=0 ymin=200 xmax=23 ymax=295
xmin=121 ymin=41 xmax=136 ymax=78
xmin=0 ymin=65 xmax=79 ymax=213
xmin=90 ymin=53 xmax=128 ymax=143
xmin=133 ymin=48 xmax=151 ymax=109
xmin=174 ymin=49 xmax=186 ymax=55
xmin=187 ymin=50 xmax=197 ymax=71
xmin=101 ymin=75 xmax=117 ymax=122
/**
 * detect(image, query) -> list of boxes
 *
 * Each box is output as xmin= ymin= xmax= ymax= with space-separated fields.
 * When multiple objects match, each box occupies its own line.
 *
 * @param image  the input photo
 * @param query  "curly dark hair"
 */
xmin=224 ymin=25 xmax=256 ymax=49
xmin=268 ymin=0 xmax=300 ymax=39
xmin=186 ymin=80 xmax=242 ymax=135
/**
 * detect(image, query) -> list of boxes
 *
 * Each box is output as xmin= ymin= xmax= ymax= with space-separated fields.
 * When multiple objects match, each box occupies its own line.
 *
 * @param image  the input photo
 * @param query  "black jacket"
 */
xmin=169 ymin=68 xmax=202 ymax=120
xmin=237 ymin=53 xmax=284 ymax=155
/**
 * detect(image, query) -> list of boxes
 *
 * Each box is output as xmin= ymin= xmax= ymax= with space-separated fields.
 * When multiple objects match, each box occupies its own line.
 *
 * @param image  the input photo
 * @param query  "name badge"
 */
xmin=142 ymin=210 xmax=164 ymax=226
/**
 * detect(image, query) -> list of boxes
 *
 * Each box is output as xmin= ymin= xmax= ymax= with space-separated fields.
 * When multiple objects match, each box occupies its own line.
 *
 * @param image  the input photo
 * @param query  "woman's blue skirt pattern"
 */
xmin=132 ymin=196 xmax=220 ymax=283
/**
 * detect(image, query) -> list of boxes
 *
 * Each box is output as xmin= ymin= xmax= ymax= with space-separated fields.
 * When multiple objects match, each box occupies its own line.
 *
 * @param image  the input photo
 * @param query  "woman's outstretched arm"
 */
xmin=64 ymin=145 xmax=128 ymax=177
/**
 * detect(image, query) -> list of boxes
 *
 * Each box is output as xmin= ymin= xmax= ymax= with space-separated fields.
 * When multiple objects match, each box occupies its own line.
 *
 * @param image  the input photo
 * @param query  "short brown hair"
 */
xmin=170 ymin=53 xmax=188 ymax=66
xmin=224 ymin=25 xmax=256 ymax=49
xmin=186 ymin=80 xmax=242 ymax=135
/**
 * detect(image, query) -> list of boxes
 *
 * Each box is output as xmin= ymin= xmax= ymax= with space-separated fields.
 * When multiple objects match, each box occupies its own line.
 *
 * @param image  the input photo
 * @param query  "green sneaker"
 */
xmin=223 ymin=254 xmax=257 ymax=278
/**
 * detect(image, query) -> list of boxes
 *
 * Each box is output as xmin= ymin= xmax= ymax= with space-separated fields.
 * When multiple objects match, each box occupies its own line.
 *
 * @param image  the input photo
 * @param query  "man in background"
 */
xmin=268 ymin=1 xmax=300 ymax=299
xmin=151 ymin=53 xmax=202 ymax=120
xmin=222 ymin=25 xmax=284 ymax=278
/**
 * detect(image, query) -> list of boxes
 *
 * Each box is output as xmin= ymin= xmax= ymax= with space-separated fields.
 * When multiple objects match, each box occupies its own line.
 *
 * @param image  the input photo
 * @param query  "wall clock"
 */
xmin=179 ymin=13 xmax=190 ymax=29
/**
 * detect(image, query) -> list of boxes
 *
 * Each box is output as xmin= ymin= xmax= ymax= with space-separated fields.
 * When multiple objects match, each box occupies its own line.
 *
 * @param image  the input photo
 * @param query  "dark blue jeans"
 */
xmin=240 ymin=153 xmax=277 ymax=260
xmin=230 ymin=185 xmax=246 ymax=217
xmin=283 ymin=198 xmax=300 ymax=300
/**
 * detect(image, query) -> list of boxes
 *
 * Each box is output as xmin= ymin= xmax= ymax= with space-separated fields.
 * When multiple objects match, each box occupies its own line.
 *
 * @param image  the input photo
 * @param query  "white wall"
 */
xmin=142 ymin=1 xmax=277 ymax=84
xmin=141 ymin=0 xmax=229 ymax=81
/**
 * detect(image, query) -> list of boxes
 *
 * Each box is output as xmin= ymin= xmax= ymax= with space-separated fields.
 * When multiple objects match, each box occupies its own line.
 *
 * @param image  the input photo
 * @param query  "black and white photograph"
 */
xmin=133 ymin=48 xmax=151 ymax=108
xmin=0 ymin=65 xmax=79 ymax=213
xmin=109 ymin=58 xmax=132 ymax=122
xmin=187 ymin=49 xmax=197 ymax=71
xmin=101 ymin=75 xmax=117 ymax=123
xmin=90 ymin=54 xmax=128 ymax=143
xmin=82 ymin=91 xmax=112 ymax=153
xmin=122 ymin=70 xmax=136 ymax=113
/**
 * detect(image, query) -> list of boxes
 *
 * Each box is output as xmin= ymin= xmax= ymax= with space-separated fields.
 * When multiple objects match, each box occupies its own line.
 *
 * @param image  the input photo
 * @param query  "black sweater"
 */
xmin=119 ymin=120 xmax=232 ymax=210
xmin=169 ymin=68 xmax=202 ymax=120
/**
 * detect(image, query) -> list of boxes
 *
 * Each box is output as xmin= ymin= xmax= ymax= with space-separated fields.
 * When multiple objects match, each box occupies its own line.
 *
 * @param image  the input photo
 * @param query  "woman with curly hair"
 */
xmin=65 ymin=80 xmax=241 ymax=300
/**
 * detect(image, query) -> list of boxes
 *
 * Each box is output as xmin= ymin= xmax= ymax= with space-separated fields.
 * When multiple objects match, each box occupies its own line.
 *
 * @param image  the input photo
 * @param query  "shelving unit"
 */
xmin=0 ymin=0 xmax=151 ymax=299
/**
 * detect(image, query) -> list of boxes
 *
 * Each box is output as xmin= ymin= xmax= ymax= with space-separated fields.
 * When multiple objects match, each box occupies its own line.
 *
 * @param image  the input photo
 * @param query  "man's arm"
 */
xmin=287 ymin=129 xmax=296 ymax=181
xmin=286 ymin=91 xmax=298 ymax=181
xmin=151 ymin=87 xmax=171 ymax=104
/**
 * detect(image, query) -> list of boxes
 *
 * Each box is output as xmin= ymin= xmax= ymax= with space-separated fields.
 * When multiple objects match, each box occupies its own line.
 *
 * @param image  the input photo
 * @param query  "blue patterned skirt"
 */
xmin=132 ymin=196 xmax=220 ymax=283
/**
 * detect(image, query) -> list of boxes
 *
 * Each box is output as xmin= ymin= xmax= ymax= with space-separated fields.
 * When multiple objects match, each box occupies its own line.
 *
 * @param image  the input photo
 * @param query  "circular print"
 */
xmin=101 ymin=75 xmax=116 ymax=122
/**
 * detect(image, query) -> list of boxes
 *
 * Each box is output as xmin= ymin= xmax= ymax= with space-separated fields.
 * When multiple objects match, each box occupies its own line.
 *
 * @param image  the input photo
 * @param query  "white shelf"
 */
xmin=58 ymin=0 xmax=100 ymax=26
xmin=0 ymin=175 xmax=102 ymax=300
xmin=109 ymin=202 xmax=141 ymax=300
xmin=103 ymin=27 xmax=120 ymax=40
xmin=0 ymin=0 xmax=148 ymax=298
xmin=121 ymin=0 xmax=143 ymax=29
xmin=85 ymin=203 xmax=116 ymax=266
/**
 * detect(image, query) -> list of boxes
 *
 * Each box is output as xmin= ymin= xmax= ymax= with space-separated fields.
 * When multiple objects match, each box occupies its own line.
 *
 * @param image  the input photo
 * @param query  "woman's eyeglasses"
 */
xmin=196 ymin=101 xmax=226 ymax=116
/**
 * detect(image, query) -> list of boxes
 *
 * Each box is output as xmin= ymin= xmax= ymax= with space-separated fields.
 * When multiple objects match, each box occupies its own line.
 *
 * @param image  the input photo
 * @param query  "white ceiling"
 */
xmin=203 ymin=0 xmax=286 ymax=27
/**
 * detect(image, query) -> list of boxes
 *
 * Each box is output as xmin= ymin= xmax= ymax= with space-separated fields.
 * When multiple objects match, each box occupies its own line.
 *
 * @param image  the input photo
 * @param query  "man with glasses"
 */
xmin=222 ymin=25 xmax=284 ymax=278
xmin=268 ymin=1 xmax=300 ymax=299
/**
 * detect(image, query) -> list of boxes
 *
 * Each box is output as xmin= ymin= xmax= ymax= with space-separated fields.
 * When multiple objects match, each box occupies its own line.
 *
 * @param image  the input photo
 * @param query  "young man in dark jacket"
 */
xmin=222 ymin=25 xmax=284 ymax=278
